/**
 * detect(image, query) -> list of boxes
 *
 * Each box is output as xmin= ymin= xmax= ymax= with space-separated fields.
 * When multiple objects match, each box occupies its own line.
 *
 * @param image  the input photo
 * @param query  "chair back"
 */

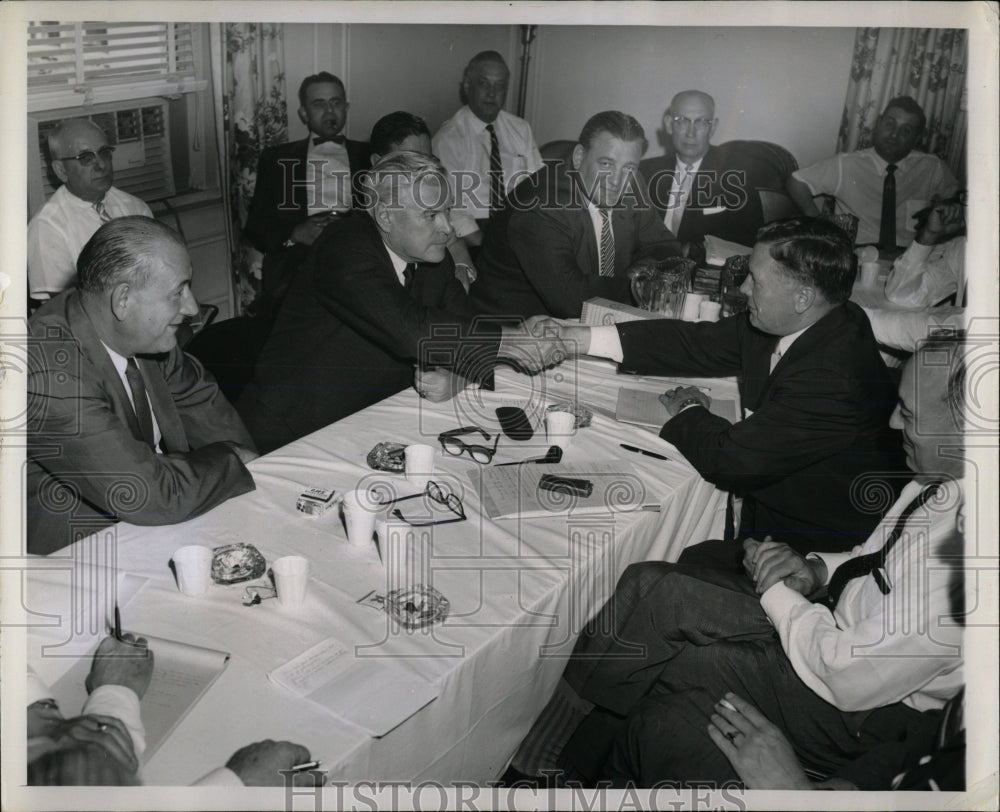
xmin=719 ymin=140 xmax=800 ymax=224
xmin=185 ymin=316 xmax=273 ymax=405
xmin=539 ymin=139 xmax=576 ymax=165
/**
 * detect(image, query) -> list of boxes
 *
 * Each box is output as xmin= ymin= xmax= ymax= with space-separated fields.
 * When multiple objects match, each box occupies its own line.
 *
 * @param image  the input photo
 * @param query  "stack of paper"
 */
xmin=616 ymin=386 xmax=739 ymax=428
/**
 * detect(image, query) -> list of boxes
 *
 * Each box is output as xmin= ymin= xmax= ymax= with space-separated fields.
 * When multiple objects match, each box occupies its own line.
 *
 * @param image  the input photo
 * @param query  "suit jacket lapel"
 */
xmin=580 ymin=207 xmax=600 ymax=276
xmin=137 ymin=356 xmax=188 ymax=453
xmin=292 ymin=138 xmax=311 ymax=214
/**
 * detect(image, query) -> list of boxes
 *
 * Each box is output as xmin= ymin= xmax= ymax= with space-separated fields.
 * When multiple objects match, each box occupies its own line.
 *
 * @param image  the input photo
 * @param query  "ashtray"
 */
xmin=385 ymin=584 xmax=450 ymax=629
xmin=367 ymin=441 xmax=407 ymax=473
xmin=211 ymin=543 xmax=267 ymax=585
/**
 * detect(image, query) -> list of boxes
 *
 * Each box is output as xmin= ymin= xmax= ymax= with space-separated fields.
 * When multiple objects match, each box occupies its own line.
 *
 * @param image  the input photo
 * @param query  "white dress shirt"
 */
xmin=432 ymin=106 xmax=543 ymax=237
xmin=102 ymin=342 xmax=163 ymax=452
xmin=27 ymin=185 xmax=153 ymax=298
xmin=885 ymin=235 xmax=965 ymax=309
xmin=305 ymin=139 xmax=353 ymax=214
xmin=663 ymin=155 xmax=704 ymax=235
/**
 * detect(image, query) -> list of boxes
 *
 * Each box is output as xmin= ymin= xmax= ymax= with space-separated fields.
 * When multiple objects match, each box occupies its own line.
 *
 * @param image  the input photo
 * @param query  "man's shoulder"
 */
xmin=497 ymin=109 xmax=534 ymax=134
xmin=432 ymin=108 xmax=469 ymax=141
xmin=106 ymin=185 xmax=151 ymax=210
xmin=639 ymin=154 xmax=675 ymax=178
xmin=28 ymin=186 xmax=70 ymax=226
xmin=259 ymin=137 xmax=309 ymax=163
xmin=313 ymin=212 xmax=383 ymax=257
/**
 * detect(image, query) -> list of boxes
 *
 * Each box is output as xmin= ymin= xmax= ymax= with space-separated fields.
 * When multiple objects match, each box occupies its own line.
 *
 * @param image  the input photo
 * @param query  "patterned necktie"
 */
xmin=664 ymin=163 xmax=694 ymax=236
xmin=769 ymin=342 xmax=783 ymax=375
xmin=486 ymin=124 xmax=505 ymax=214
xmin=125 ymin=358 xmax=156 ymax=449
xmin=313 ymin=134 xmax=346 ymax=146
xmin=94 ymin=200 xmax=112 ymax=223
xmin=826 ymin=481 xmax=942 ymax=607
xmin=599 ymin=208 xmax=615 ymax=277
xmin=403 ymin=262 xmax=417 ymax=293
xmin=878 ymin=163 xmax=898 ymax=251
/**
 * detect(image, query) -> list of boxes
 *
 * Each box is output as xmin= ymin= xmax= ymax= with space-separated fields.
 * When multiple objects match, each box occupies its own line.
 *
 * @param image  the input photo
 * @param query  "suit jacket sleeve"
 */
xmin=508 ymin=209 xmax=633 ymax=318
xmin=244 ymin=146 xmax=303 ymax=253
xmin=27 ymin=338 xmax=255 ymax=527
xmin=312 ymin=231 xmax=500 ymax=382
xmin=631 ymin=199 xmax=683 ymax=261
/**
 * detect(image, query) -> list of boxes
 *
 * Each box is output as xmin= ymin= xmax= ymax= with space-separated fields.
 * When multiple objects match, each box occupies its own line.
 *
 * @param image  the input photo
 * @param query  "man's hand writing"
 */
xmin=226 ymin=739 xmax=312 ymax=786
xmin=659 ymin=385 xmax=710 ymax=418
xmin=742 ymin=537 xmax=826 ymax=596
xmin=86 ymin=635 xmax=154 ymax=700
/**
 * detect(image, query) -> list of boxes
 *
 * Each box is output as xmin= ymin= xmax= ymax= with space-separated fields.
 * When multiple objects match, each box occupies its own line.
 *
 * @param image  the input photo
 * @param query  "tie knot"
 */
xmin=313 ymin=135 xmax=345 ymax=146
xmin=486 ymin=124 xmax=495 ymax=133
xmin=886 ymin=163 xmax=897 ymax=175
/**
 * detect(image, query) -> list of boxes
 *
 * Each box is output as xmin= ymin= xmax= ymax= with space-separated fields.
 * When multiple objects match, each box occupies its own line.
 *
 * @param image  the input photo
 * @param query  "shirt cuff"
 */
xmin=587 ymin=326 xmax=624 ymax=362
xmin=759 ymin=580 xmax=810 ymax=624
xmin=83 ymin=685 xmax=146 ymax=756
xmin=192 ymin=767 xmax=245 ymax=786
xmin=810 ymin=551 xmax=852 ymax=585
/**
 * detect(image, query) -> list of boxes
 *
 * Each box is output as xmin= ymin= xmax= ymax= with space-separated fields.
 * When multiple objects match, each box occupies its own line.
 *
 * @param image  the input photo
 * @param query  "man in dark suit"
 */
xmin=471 ymin=111 xmax=681 ymax=320
xmin=641 ymin=90 xmax=765 ymax=257
xmin=542 ymin=217 xmax=906 ymax=560
xmin=238 ymin=152 xmax=565 ymax=454
xmin=26 ymin=217 xmax=257 ymax=555
xmin=243 ymin=72 xmax=371 ymax=313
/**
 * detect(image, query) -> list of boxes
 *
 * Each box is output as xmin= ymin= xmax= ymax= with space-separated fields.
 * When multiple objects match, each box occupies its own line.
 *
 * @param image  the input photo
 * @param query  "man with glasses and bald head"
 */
xmin=641 ymin=90 xmax=765 ymax=259
xmin=28 ymin=118 xmax=154 ymax=301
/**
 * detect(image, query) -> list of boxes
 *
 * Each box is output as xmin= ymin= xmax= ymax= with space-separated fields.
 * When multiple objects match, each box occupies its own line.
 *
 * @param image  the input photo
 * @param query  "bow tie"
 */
xmin=313 ymin=135 xmax=345 ymax=146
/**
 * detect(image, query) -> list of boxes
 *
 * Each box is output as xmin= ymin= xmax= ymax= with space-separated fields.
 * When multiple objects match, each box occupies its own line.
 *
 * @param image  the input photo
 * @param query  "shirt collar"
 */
xmin=865 ymin=147 xmax=919 ymax=173
xmin=675 ymin=155 xmax=705 ymax=173
xmin=464 ymin=106 xmax=499 ymax=135
xmin=101 ymin=340 xmax=129 ymax=376
xmin=63 ymin=186 xmax=108 ymax=207
xmin=775 ymin=324 xmax=811 ymax=358
xmin=383 ymin=241 xmax=411 ymax=286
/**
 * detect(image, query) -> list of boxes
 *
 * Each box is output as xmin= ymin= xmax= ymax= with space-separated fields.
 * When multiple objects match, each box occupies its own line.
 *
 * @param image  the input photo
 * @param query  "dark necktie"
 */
xmin=598 ymin=209 xmax=616 ymax=277
xmin=827 ymin=481 xmax=941 ymax=607
xmin=125 ymin=357 xmax=156 ymax=449
xmin=486 ymin=123 xmax=505 ymax=214
xmin=403 ymin=262 xmax=417 ymax=293
xmin=313 ymin=134 xmax=345 ymax=146
xmin=878 ymin=163 xmax=898 ymax=251
xmin=94 ymin=200 xmax=112 ymax=223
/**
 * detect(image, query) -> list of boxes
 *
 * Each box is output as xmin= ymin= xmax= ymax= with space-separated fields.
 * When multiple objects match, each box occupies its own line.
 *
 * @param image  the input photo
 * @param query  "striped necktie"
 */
xmin=94 ymin=200 xmax=112 ymax=223
xmin=125 ymin=357 xmax=156 ymax=449
xmin=599 ymin=209 xmax=615 ymax=277
xmin=878 ymin=163 xmax=897 ymax=252
xmin=826 ymin=481 xmax=942 ymax=607
xmin=486 ymin=123 xmax=505 ymax=214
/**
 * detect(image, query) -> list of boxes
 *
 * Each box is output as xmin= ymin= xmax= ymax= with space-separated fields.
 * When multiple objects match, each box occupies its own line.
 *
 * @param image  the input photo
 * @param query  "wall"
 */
xmin=281 ymin=23 xmax=855 ymax=168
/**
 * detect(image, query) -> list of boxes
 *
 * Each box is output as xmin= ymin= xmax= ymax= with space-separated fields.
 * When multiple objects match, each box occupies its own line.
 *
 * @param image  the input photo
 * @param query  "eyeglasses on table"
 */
xmin=378 ymin=479 xmax=467 ymax=527
xmin=438 ymin=426 xmax=500 ymax=464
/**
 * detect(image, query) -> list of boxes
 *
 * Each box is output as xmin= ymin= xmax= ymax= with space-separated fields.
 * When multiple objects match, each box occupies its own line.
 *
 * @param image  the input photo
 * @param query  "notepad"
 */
xmin=616 ymin=386 xmax=739 ymax=428
xmin=269 ymin=636 xmax=439 ymax=737
xmin=49 ymin=633 xmax=230 ymax=761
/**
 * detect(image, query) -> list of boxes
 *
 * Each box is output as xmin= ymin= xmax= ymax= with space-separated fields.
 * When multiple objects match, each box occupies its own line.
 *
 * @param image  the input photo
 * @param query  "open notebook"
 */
xmin=616 ymin=386 xmax=739 ymax=429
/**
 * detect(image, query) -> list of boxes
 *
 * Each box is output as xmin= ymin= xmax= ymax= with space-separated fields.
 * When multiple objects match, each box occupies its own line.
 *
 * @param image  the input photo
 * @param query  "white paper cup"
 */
xmin=858 ymin=245 xmax=879 ymax=263
xmin=272 ymin=555 xmax=310 ymax=609
xmin=342 ymin=488 xmax=379 ymax=548
xmin=681 ymin=293 xmax=705 ymax=322
xmin=860 ymin=261 xmax=881 ymax=287
xmin=545 ymin=409 xmax=576 ymax=451
xmin=404 ymin=444 xmax=436 ymax=489
xmin=698 ymin=300 xmax=722 ymax=322
xmin=173 ymin=545 xmax=213 ymax=597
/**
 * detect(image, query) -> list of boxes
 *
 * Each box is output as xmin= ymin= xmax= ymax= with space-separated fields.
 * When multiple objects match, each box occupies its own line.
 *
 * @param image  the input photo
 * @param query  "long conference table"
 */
xmin=25 ymin=355 xmax=737 ymax=785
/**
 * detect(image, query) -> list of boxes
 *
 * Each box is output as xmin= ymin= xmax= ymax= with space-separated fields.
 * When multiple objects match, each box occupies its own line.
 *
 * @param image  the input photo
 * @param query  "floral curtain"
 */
xmin=837 ymin=28 xmax=968 ymax=184
xmin=211 ymin=23 xmax=288 ymax=315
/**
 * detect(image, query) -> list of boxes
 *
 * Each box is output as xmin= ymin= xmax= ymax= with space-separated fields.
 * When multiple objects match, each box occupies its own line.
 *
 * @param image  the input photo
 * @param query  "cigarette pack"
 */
xmin=296 ymin=487 xmax=337 ymax=516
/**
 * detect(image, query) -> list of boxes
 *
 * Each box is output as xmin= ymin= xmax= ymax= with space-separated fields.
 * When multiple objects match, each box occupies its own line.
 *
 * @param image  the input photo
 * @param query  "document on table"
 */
xmin=268 ymin=636 xmax=439 ymax=737
xmin=704 ymin=234 xmax=751 ymax=265
xmin=616 ymin=386 xmax=738 ymax=428
xmin=49 ymin=633 xmax=230 ymax=760
xmin=474 ymin=460 xmax=654 ymax=520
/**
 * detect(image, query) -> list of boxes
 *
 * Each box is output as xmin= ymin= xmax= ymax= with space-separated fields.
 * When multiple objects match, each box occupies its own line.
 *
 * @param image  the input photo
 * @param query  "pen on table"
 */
xmin=620 ymin=443 xmax=671 ymax=461
xmin=291 ymin=760 xmax=321 ymax=772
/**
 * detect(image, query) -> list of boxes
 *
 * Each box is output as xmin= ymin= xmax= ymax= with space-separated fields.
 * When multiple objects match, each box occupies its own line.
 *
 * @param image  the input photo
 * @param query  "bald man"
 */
xmin=28 ymin=118 xmax=153 ymax=300
xmin=640 ymin=91 xmax=765 ymax=257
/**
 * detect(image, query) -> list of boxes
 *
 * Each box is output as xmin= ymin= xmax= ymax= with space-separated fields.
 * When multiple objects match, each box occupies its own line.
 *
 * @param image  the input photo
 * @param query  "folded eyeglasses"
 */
xmin=437 ymin=426 xmax=500 ymax=464
xmin=378 ymin=479 xmax=467 ymax=527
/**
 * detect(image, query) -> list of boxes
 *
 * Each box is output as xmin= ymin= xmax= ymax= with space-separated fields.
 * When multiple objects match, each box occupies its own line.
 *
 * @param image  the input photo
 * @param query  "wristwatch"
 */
xmin=676 ymin=397 xmax=705 ymax=413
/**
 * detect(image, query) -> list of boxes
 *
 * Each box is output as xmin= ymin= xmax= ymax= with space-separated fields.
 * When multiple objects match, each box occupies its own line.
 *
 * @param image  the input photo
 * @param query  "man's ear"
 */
xmin=571 ymin=144 xmax=584 ymax=171
xmin=51 ymin=160 xmax=68 ymax=185
xmin=297 ymin=106 xmax=309 ymax=128
xmin=708 ymin=118 xmax=719 ymax=140
xmin=372 ymin=201 xmax=392 ymax=233
xmin=794 ymin=285 xmax=817 ymax=314
xmin=663 ymin=113 xmax=675 ymax=137
xmin=110 ymin=282 xmax=131 ymax=321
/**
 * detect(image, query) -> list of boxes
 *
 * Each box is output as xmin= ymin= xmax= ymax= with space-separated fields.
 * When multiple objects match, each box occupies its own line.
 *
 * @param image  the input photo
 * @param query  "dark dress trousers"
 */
xmin=640 ymin=144 xmax=766 ymax=249
xmin=616 ymin=303 xmax=907 ymax=553
xmin=239 ymin=214 xmax=502 ymax=454
xmin=26 ymin=292 xmax=256 ymax=555
xmin=471 ymin=161 xmax=681 ymax=320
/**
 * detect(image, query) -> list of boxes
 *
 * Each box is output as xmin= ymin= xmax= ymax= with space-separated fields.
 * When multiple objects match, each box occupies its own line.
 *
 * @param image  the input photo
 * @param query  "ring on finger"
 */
xmin=725 ymin=731 xmax=737 ymax=744
xmin=98 ymin=723 xmax=109 ymax=732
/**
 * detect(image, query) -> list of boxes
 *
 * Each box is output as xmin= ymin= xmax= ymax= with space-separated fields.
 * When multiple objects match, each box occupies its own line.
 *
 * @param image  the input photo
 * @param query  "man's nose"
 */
xmin=179 ymin=287 xmax=200 ymax=318
xmin=435 ymin=212 xmax=454 ymax=236
xmin=738 ymin=276 xmax=753 ymax=297
xmin=888 ymin=404 xmax=904 ymax=430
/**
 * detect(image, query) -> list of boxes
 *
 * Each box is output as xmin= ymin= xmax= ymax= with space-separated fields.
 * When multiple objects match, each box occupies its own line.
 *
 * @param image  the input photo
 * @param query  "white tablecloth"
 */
xmin=26 ymin=359 xmax=735 ymax=785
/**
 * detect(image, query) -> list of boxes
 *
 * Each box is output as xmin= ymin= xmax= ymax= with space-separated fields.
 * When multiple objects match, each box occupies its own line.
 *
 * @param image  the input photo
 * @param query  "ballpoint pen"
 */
xmin=620 ymin=443 xmax=672 ymax=461
xmin=291 ymin=760 xmax=321 ymax=772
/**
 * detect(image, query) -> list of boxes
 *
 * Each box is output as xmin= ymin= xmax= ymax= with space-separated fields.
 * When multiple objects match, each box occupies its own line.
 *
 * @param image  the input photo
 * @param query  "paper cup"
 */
xmin=342 ymin=488 xmax=378 ymax=548
xmin=404 ymin=444 xmax=436 ymax=489
xmin=545 ymin=409 xmax=576 ymax=451
xmin=681 ymin=293 xmax=705 ymax=322
xmin=173 ymin=545 xmax=212 ymax=597
xmin=860 ymin=260 xmax=881 ymax=287
xmin=272 ymin=555 xmax=309 ymax=609
xmin=698 ymin=300 xmax=722 ymax=322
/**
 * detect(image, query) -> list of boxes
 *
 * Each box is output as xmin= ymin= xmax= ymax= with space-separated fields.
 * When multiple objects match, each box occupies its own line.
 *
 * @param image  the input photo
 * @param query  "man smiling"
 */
xmin=26 ymin=217 xmax=257 ymax=554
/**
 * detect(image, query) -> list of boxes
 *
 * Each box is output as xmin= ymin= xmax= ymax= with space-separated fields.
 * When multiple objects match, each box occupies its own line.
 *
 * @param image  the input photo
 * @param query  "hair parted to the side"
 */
xmin=578 ymin=111 xmax=648 ymax=154
xmin=369 ymin=111 xmax=431 ymax=157
xmin=358 ymin=151 xmax=450 ymax=212
xmin=464 ymin=50 xmax=509 ymax=78
xmin=77 ymin=216 xmax=182 ymax=294
xmin=298 ymin=71 xmax=346 ymax=107
xmin=881 ymin=94 xmax=927 ymax=133
xmin=754 ymin=217 xmax=858 ymax=304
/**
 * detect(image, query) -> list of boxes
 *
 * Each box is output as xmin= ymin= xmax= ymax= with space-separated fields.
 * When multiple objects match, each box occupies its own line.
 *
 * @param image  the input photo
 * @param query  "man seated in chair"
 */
xmin=472 ymin=111 xmax=681 ymax=320
xmin=508 ymin=335 xmax=965 ymax=789
xmin=640 ymin=90 xmax=765 ymax=260
xmin=787 ymin=95 xmax=959 ymax=251
xmin=28 ymin=118 xmax=153 ymax=302
xmin=26 ymin=217 xmax=258 ymax=555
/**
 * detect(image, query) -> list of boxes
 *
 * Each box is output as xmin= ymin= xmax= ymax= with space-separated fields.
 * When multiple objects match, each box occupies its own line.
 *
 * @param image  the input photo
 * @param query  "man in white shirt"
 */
xmin=432 ymin=51 xmax=543 ymax=247
xmin=27 ymin=118 xmax=154 ymax=300
xmin=509 ymin=335 xmax=965 ymax=788
xmin=787 ymin=96 xmax=959 ymax=249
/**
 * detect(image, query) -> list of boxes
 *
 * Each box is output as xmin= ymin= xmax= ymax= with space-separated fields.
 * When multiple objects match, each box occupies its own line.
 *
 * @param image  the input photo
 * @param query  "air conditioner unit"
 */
xmin=27 ymin=97 xmax=175 ymax=218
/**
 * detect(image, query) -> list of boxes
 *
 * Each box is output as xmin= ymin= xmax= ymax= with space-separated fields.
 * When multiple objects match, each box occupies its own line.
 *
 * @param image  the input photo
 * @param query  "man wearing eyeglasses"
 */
xmin=27 ymin=118 xmax=154 ymax=301
xmin=243 ymin=72 xmax=371 ymax=317
xmin=640 ymin=91 xmax=765 ymax=260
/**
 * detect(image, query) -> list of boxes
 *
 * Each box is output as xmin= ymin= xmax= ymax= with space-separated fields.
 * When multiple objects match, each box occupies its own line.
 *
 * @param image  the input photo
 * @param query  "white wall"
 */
xmin=280 ymin=23 xmax=856 ymax=168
